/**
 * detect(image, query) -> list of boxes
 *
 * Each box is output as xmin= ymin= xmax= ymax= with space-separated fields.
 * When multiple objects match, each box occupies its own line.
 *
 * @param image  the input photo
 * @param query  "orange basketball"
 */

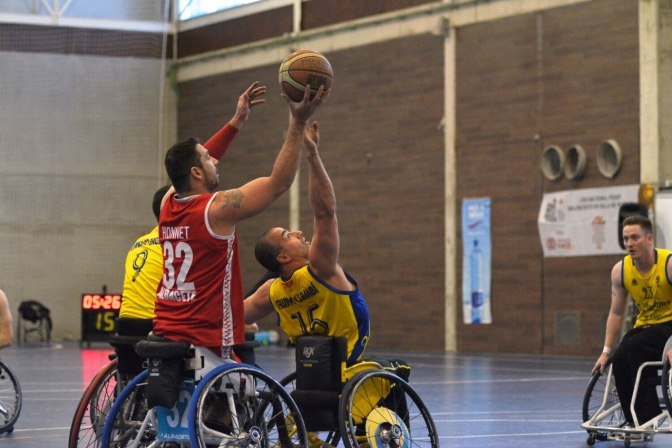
xmin=278 ymin=50 xmax=334 ymax=102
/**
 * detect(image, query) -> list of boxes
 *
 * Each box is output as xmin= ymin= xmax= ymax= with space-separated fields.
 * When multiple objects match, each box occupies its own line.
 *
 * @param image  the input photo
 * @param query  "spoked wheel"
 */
xmin=189 ymin=364 xmax=309 ymax=448
xmin=661 ymin=357 xmax=672 ymax=416
xmin=0 ymin=359 xmax=21 ymax=434
xmin=279 ymin=370 xmax=342 ymax=447
xmin=101 ymin=370 xmax=154 ymax=448
xmin=69 ymin=359 xmax=118 ymax=448
xmin=582 ymin=358 xmax=623 ymax=442
xmin=339 ymin=370 xmax=439 ymax=448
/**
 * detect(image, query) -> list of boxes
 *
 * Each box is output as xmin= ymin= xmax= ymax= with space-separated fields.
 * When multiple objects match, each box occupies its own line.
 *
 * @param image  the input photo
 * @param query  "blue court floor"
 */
xmin=0 ymin=341 xmax=669 ymax=447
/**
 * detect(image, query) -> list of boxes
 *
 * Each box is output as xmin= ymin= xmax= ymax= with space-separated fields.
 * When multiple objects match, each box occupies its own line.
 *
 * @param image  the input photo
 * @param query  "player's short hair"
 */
xmin=623 ymin=215 xmax=652 ymax=235
xmin=164 ymin=137 xmax=201 ymax=194
xmin=255 ymin=229 xmax=282 ymax=273
xmin=152 ymin=185 xmax=172 ymax=221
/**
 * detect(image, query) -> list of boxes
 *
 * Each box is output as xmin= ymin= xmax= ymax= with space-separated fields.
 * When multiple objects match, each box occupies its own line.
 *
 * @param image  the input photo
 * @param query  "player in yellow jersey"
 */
xmin=592 ymin=215 xmax=672 ymax=425
xmin=245 ymin=121 xmax=370 ymax=366
xmin=119 ymin=185 xmax=170 ymax=321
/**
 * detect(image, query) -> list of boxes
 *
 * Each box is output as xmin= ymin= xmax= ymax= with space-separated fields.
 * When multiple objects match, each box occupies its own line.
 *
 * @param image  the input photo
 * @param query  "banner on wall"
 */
xmin=462 ymin=198 xmax=492 ymax=325
xmin=537 ymin=185 xmax=639 ymax=257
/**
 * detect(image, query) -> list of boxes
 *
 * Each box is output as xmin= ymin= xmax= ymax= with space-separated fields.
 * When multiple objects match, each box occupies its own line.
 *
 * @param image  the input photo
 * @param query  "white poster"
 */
xmin=538 ymin=185 xmax=639 ymax=257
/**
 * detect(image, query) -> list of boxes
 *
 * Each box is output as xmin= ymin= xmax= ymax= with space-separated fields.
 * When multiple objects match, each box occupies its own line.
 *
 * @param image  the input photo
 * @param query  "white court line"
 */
xmin=438 ymin=430 xmax=586 ymax=440
xmin=414 ymin=375 xmax=586 ymax=385
xmin=20 ymin=389 xmax=86 ymax=393
xmin=433 ymin=418 xmax=578 ymax=423
xmin=9 ymin=426 xmax=70 ymax=433
xmin=432 ymin=409 xmax=577 ymax=415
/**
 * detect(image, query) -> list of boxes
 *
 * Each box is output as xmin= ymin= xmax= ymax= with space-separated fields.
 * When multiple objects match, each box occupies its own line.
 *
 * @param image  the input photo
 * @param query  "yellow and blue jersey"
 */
xmin=269 ymin=265 xmax=370 ymax=365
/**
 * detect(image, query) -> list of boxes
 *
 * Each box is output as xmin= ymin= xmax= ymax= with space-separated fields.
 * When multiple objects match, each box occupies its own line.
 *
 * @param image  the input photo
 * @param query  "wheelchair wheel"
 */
xmin=339 ymin=370 xmax=439 ymax=448
xmin=189 ymin=364 xmax=309 ymax=448
xmin=0 ymin=359 xmax=21 ymax=434
xmin=69 ymin=359 xmax=118 ymax=448
xmin=101 ymin=370 xmax=153 ymax=448
xmin=582 ymin=358 xmax=623 ymax=442
xmin=662 ymin=357 xmax=672 ymax=415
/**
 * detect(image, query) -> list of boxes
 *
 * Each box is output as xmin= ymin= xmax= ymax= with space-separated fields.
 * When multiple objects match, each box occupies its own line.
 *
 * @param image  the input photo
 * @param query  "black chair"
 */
xmin=17 ymin=301 xmax=52 ymax=343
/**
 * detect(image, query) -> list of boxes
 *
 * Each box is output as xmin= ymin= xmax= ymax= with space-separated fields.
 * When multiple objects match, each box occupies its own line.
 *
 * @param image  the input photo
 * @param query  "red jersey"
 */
xmin=154 ymin=192 xmax=244 ymax=357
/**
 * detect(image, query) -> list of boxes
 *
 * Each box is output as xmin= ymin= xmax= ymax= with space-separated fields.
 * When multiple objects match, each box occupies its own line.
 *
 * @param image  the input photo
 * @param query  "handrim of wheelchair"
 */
xmin=581 ymin=348 xmax=672 ymax=448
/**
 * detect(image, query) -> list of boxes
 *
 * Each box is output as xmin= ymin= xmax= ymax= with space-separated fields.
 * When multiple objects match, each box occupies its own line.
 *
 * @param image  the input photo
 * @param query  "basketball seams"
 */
xmin=278 ymin=49 xmax=333 ymax=102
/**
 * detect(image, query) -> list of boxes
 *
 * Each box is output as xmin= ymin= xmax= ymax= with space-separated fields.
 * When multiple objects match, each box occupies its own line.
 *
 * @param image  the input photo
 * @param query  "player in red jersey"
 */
xmin=154 ymin=82 xmax=329 ymax=359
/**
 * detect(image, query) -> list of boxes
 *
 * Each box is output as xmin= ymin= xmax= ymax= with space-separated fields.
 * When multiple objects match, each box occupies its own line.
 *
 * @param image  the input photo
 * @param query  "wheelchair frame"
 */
xmin=581 ymin=356 xmax=672 ymax=447
xmin=0 ymin=357 xmax=22 ymax=435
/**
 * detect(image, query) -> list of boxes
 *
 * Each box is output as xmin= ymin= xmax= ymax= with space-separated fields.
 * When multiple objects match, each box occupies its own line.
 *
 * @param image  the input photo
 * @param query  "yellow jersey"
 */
xmin=120 ymin=227 xmax=162 ymax=319
xmin=623 ymin=248 xmax=672 ymax=327
xmin=269 ymin=265 xmax=370 ymax=365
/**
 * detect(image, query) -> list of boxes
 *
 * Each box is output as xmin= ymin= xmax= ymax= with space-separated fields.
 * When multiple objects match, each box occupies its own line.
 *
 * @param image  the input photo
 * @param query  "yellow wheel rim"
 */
xmin=365 ymin=407 xmax=410 ymax=448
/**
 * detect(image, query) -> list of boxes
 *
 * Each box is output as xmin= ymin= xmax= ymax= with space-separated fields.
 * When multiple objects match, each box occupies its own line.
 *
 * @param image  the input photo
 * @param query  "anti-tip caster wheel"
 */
xmin=586 ymin=433 xmax=596 ymax=446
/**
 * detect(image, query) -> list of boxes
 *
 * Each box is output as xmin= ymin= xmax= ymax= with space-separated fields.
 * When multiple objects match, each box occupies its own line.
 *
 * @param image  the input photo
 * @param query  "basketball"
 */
xmin=278 ymin=50 xmax=333 ymax=102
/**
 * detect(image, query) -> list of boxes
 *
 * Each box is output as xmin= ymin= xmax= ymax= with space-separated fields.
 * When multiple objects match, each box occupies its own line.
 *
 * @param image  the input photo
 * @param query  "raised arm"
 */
xmin=209 ymin=85 xmax=329 ymax=235
xmin=592 ymin=261 xmax=627 ymax=375
xmin=302 ymin=121 xmax=346 ymax=290
xmin=205 ymin=82 xmax=266 ymax=160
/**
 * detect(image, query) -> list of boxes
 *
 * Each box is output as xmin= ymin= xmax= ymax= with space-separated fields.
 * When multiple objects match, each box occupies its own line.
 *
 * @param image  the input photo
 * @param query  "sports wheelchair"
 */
xmin=100 ymin=334 xmax=309 ymax=447
xmin=581 ymin=337 xmax=672 ymax=447
xmin=0 ymin=357 xmax=21 ymax=435
xmin=69 ymin=318 xmax=154 ymax=448
xmin=70 ymin=318 xmax=263 ymax=448
xmin=279 ymin=335 xmax=439 ymax=448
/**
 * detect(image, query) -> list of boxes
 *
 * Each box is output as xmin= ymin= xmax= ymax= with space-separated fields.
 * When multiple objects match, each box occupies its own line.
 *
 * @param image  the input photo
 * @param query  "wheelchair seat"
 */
xmin=17 ymin=300 xmax=52 ymax=343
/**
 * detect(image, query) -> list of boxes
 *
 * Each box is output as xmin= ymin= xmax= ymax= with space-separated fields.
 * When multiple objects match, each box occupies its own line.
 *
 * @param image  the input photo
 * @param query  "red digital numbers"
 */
xmin=81 ymin=294 xmax=121 ymax=310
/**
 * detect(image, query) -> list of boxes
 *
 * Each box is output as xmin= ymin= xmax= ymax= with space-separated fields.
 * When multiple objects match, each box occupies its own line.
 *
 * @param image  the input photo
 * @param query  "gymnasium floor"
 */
xmin=0 ymin=341 xmax=668 ymax=447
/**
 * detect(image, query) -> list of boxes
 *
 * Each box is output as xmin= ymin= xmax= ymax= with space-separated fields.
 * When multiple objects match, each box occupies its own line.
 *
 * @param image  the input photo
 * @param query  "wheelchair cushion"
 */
xmin=295 ymin=336 xmax=346 ymax=391
xmin=134 ymin=338 xmax=191 ymax=359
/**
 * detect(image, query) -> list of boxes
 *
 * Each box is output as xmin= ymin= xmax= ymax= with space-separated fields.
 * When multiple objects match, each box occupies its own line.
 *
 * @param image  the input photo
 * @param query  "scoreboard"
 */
xmin=81 ymin=293 xmax=121 ymax=345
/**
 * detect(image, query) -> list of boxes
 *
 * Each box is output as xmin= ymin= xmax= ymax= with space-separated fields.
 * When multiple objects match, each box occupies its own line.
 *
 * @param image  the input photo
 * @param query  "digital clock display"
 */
xmin=81 ymin=293 xmax=121 ymax=346
xmin=81 ymin=294 xmax=121 ymax=310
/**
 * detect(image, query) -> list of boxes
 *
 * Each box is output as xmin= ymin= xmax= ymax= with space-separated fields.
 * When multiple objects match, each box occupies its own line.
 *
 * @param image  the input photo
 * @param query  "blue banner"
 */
xmin=462 ymin=198 xmax=492 ymax=324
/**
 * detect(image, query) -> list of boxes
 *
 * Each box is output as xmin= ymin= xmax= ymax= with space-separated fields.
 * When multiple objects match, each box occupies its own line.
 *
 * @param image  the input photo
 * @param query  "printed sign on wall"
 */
xmin=537 ymin=185 xmax=639 ymax=257
xmin=462 ymin=198 xmax=492 ymax=324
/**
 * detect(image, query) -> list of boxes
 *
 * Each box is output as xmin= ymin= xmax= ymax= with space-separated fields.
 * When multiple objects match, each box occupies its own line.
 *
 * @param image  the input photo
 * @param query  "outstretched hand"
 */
xmin=232 ymin=81 xmax=267 ymax=128
xmin=283 ymin=84 xmax=330 ymax=125
xmin=304 ymin=121 xmax=320 ymax=154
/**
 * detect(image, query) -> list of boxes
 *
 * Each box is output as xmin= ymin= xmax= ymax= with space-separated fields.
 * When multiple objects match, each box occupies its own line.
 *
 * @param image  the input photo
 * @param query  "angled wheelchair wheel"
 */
xmin=662 ymin=357 xmax=672 ymax=415
xmin=69 ymin=359 xmax=118 ymax=448
xmin=582 ymin=358 xmax=624 ymax=443
xmin=189 ymin=364 xmax=309 ymax=448
xmin=101 ymin=370 xmax=153 ymax=448
xmin=0 ymin=359 xmax=21 ymax=435
xmin=339 ymin=370 xmax=439 ymax=448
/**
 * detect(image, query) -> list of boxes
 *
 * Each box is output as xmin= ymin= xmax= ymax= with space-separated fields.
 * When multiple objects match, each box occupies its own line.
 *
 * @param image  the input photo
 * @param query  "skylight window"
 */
xmin=179 ymin=0 xmax=263 ymax=20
